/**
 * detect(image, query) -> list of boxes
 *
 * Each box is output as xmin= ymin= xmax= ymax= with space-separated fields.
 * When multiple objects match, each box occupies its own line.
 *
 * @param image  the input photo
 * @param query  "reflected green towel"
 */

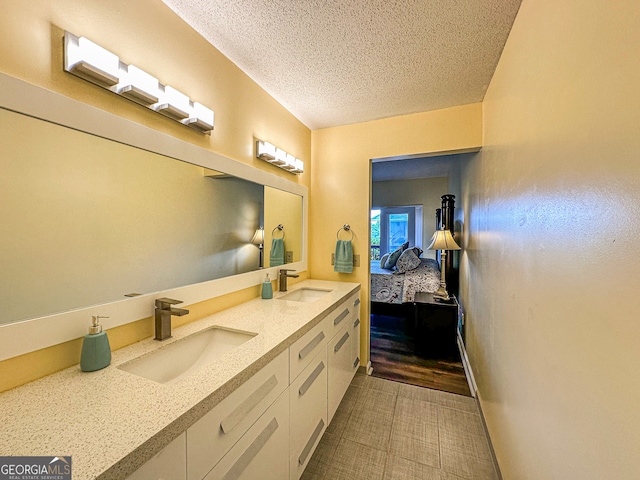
xmin=334 ymin=240 xmax=353 ymax=273
xmin=270 ymin=238 xmax=285 ymax=266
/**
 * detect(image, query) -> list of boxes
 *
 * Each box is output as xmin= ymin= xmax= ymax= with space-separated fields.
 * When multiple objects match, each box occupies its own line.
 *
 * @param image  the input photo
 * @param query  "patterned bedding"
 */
xmin=370 ymin=258 xmax=441 ymax=304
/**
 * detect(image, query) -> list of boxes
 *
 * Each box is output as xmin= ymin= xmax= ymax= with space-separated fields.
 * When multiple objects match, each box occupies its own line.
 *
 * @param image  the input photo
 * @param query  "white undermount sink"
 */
xmin=278 ymin=288 xmax=331 ymax=303
xmin=118 ymin=327 xmax=257 ymax=385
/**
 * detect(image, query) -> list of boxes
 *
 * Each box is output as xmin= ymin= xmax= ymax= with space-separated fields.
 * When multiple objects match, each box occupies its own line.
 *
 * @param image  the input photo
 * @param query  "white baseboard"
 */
xmin=365 ymin=361 xmax=373 ymax=375
xmin=457 ymin=332 xmax=478 ymax=397
xmin=457 ymin=333 xmax=502 ymax=480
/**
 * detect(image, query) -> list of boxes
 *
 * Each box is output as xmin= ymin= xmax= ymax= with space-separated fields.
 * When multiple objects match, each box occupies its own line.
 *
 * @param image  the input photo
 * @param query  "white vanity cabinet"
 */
xmin=125 ymin=432 xmax=186 ymax=480
xmin=124 ymin=286 xmax=361 ymax=480
xmin=289 ymin=348 xmax=328 ymax=480
xmin=203 ymin=391 xmax=290 ymax=480
xmin=186 ymin=350 xmax=289 ymax=480
xmin=327 ymin=291 xmax=360 ymax=423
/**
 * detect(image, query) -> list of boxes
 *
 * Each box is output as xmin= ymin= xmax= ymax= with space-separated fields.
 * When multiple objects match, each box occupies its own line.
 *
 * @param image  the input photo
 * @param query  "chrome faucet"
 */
xmin=278 ymin=269 xmax=299 ymax=292
xmin=154 ymin=298 xmax=189 ymax=341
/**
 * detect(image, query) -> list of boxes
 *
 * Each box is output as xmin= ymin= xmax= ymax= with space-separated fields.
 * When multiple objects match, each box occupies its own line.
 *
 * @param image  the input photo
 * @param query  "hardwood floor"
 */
xmin=370 ymin=314 xmax=472 ymax=397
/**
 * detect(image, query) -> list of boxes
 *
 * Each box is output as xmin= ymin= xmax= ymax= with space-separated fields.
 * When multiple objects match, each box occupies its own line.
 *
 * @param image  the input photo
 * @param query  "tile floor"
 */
xmin=301 ymin=374 xmax=499 ymax=480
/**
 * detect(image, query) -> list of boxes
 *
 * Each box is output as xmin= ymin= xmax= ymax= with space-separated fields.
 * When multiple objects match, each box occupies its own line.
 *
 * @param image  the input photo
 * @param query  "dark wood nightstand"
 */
xmin=413 ymin=292 xmax=459 ymax=359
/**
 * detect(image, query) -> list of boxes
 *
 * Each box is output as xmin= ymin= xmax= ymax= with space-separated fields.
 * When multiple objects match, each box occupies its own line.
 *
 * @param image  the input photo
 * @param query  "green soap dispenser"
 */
xmin=80 ymin=315 xmax=111 ymax=372
xmin=261 ymin=274 xmax=273 ymax=299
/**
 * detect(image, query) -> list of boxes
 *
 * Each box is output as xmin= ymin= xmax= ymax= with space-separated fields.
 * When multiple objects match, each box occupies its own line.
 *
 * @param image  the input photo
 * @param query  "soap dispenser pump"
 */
xmin=80 ymin=315 xmax=111 ymax=372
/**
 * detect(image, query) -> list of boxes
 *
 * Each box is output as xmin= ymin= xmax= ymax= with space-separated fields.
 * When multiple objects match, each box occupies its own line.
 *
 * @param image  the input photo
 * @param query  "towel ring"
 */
xmin=336 ymin=224 xmax=354 ymax=241
xmin=272 ymin=224 xmax=285 ymax=240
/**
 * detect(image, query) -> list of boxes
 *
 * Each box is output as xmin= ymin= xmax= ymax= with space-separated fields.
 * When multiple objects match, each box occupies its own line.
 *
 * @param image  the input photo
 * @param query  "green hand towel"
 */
xmin=334 ymin=240 xmax=353 ymax=273
xmin=270 ymin=238 xmax=285 ymax=266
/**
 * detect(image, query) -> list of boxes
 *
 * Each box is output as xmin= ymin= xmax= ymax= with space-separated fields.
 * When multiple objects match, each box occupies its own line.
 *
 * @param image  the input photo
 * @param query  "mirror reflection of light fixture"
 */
xmin=63 ymin=31 xmax=215 ymax=133
xmin=427 ymin=228 xmax=461 ymax=301
xmin=251 ymin=227 xmax=265 ymax=268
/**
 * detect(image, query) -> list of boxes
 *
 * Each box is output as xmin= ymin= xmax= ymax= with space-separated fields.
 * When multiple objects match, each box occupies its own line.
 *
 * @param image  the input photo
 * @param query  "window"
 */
xmin=371 ymin=206 xmax=422 ymax=260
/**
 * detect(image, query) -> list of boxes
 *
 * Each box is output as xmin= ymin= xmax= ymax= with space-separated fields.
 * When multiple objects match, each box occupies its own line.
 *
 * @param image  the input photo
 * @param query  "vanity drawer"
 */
xmin=289 ymin=315 xmax=331 ymax=383
xmin=203 ymin=391 xmax=289 ymax=480
xmin=289 ymin=349 xmax=327 ymax=480
xmin=187 ymin=350 xmax=289 ymax=480
xmin=327 ymin=295 xmax=356 ymax=338
xmin=125 ymin=432 xmax=186 ymax=480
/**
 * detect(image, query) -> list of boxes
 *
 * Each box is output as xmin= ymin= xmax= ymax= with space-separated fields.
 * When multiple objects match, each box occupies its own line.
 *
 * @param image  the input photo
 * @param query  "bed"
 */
xmin=370 ymin=257 xmax=440 ymax=304
xmin=370 ymin=194 xmax=457 ymax=315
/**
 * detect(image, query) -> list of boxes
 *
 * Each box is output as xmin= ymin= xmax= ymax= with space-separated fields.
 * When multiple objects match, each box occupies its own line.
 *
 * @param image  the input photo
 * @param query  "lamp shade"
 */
xmin=251 ymin=227 xmax=265 ymax=245
xmin=427 ymin=229 xmax=461 ymax=251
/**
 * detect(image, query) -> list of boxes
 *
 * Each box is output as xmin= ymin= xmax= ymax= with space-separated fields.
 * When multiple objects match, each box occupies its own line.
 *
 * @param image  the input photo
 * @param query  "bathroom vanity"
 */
xmin=0 ymin=280 xmax=361 ymax=480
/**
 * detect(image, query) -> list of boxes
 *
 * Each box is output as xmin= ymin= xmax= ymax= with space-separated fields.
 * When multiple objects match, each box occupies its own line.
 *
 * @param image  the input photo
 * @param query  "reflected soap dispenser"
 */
xmin=80 ymin=315 xmax=111 ymax=372
xmin=261 ymin=273 xmax=273 ymax=299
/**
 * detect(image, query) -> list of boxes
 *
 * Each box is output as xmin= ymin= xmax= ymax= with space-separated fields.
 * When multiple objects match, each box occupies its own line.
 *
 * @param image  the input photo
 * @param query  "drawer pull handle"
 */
xmin=298 ymin=331 xmax=325 ymax=360
xmin=354 ymin=298 xmax=360 ymax=307
xmin=222 ymin=417 xmax=279 ymax=480
xmin=334 ymin=331 xmax=350 ymax=353
xmin=353 ymin=318 xmax=360 ymax=328
xmin=220 ymin=375 xmax=278 ymax=434
xmin=298 ymin=418 xmax=325 ymax=466
xmin=353 ymin=357 xmax=360 ymax=369
xmin=333 ymin=309 xmax=349 ymax=326
xmin=299 ymin=361 xmax=325 ymax=397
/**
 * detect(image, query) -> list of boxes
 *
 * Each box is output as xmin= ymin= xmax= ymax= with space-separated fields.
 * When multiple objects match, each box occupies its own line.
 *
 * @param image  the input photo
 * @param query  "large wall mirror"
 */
xmin=0 ymin=73 xmax=307 ymax=356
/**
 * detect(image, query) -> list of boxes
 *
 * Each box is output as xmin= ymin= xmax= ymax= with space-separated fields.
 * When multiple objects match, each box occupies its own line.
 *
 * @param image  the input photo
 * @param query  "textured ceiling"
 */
xmin=162 ymin=0 xmax=522 ymax=130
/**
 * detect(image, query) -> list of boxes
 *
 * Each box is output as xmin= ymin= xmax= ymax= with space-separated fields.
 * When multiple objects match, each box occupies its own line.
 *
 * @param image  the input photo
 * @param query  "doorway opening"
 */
xmin=368 ymin=154 xmax=471 ymax=396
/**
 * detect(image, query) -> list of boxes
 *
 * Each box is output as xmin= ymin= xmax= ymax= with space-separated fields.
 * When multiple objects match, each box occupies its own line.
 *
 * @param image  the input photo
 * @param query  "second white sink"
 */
xmin=119 ymin=327 xmax=257 ymax=385
xmin=278 ymin=288 xmax=331 ymax=303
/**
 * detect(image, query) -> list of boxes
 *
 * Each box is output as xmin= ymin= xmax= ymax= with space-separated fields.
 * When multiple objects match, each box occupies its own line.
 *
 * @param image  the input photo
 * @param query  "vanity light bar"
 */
xmin=63 ymin=31 xmax=215 ymax=134
xmin=256 ymin=140 xmax=304 ymax=175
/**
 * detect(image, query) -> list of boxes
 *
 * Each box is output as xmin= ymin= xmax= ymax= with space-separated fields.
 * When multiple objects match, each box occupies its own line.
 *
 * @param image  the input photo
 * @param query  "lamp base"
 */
xmin=432 ymin=287 xmax=450 ymax=302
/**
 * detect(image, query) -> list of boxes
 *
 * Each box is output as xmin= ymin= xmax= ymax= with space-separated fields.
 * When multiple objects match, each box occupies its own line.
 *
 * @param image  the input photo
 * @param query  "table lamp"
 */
xmin=427 ymin=228 xmax=461 ymax=301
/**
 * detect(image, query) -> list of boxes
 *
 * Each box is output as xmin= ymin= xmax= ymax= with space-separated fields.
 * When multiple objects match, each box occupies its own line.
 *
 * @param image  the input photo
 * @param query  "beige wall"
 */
xmin=0 ymin=0 xmax=310 ymax=390
xmin=459 ymin=0 xmax=640 ymax=478
xmin=372 ymin=177 xmax=449 ymax=258
xmin=311 ymin=104 xmax=483 ymax=366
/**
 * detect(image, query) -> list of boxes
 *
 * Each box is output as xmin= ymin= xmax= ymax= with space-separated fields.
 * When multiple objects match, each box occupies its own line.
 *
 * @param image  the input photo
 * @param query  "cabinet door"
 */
xmin=187 ymin=350 xmax=289 ymax=480
xmin=204 ymin=391 xmax=290 ymax=480
xmin=327 ymin=322 xmax=352 ymax=423
xmin=289 ymin=349 xmax=327 ymax=480
xmin=125 ymin=432 xmax=186 ymax=480
xmin=351 ymin=313 xmax=361 ymax=374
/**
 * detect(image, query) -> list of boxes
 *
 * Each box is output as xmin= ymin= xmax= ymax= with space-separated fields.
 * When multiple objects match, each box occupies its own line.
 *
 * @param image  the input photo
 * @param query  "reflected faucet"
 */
xmin=154 ymin=298 xmax=189 ymax=341
xmin=278 ymin=269 xmax=299 ymax=292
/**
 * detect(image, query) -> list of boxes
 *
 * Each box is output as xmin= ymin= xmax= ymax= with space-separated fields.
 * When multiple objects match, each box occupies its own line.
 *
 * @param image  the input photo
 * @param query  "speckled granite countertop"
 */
xmin=0 ymin=280 xmax=360 ymax=480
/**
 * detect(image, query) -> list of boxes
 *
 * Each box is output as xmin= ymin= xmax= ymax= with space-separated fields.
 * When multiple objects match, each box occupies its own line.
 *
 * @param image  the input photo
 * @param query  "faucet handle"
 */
xmin=279 ymin=268 xmax=296 ymax=274
xmin=155 ymin=297 xmax=183 ymax=308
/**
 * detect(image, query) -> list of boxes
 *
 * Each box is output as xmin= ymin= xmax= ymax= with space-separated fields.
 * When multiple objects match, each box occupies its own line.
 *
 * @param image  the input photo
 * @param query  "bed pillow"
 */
xmin=379 ymin=253 xmax=390 ymax=269
xmin=383 ymin=242 xmax=409 ymax=270
xmin=395 ymin=248 xmax=422 ymax=273
xmin=411 ymin=247 xmax=423 ymax=257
